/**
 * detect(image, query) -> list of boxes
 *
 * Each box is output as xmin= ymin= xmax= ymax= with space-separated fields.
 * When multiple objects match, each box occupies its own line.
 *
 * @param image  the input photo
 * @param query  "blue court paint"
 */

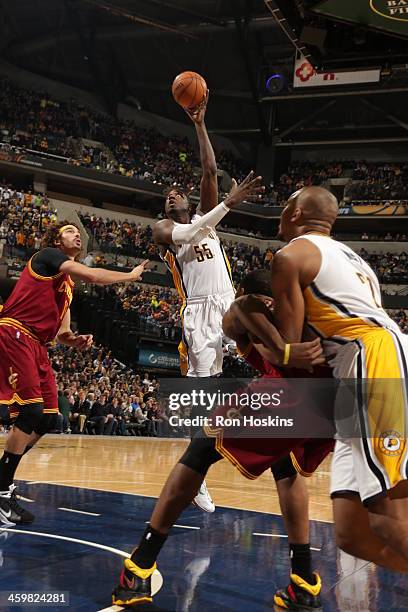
xmin=0 ymin=482 xmax=406 ymax=611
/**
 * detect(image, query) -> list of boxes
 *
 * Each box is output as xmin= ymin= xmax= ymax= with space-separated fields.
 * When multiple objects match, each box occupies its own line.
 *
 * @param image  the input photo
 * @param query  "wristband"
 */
xmin=283 ymin=344 xmax=291 ymax=365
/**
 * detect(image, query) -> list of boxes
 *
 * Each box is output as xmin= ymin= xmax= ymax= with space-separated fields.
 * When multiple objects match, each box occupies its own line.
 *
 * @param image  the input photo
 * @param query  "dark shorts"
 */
xmin=203 ymin=429 xmax=333 ymax=479
xmin=0 ymin=324 xmax=58 ymax=418
xmin=203 ymin=372 xmax=334 ymax=479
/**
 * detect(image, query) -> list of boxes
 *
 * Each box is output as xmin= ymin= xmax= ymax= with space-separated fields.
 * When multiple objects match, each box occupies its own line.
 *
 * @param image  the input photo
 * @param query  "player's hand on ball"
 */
xmin=130 ymin=259 xmax=149 ymax=282
xmin=224 ymin=171 xmax=264 ymax=208
xmin=286 ymin=338 xmax=325 ymax=369
xmin=185 ymin=90 xmax=209 ymax=124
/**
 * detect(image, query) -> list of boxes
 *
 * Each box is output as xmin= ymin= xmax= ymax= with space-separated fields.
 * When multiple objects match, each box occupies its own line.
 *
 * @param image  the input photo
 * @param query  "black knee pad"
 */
xmin=13 ymin=403 xmax=43 ymax=435
xmin=271 ymin=454 xmax=298 ymax=481
xmin=179 ymin=430 xmax=222 ymax=476
xmin=34 ymin=413 xmax=60 ymax=437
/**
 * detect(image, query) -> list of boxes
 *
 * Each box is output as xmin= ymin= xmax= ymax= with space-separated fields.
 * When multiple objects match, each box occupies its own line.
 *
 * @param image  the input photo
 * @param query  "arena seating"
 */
xmin=49 ymin=344 xmax=168 ymax=437
xmin=0 ymin=75 xmax=248 ymax=191
xmin=2 ymin=76 xmax=408 ymax=210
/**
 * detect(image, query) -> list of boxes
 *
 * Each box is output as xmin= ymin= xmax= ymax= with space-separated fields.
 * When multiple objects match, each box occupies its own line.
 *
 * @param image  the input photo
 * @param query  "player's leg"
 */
xmin=353 ymin=333 xmax=408 ymax=561
xmin=366 ymin=483 xmax=408 ymax=562
xmin=333 ymin=493 xmax=408 ymax=572
xmin=0 ymin=403 xmax=42 ymax=525
xmin=182 ymin=301 xmax=217 ymax=512
xmin=112 ymin=432 xmax=222 ymax=606
xmin=272 ymin=456 xmax=322 ymax=610
xmin=190 ymin=381 xmax=215 ymax=513
xmin=331 ymin=438 xmax=408 ymax=571
xmin=0 ymin=330 xmax=42 ymax=524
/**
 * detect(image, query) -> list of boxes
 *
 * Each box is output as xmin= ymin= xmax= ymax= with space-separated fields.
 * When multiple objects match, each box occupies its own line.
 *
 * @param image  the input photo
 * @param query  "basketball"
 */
xmin=172 ymin=71 xmax=207 ymax=111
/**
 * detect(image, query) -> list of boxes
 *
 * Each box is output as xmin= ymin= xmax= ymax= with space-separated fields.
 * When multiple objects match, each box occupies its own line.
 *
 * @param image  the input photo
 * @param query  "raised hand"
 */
xmin=224 ymin=171 xmax=264 ymax=208
xmin=130 ymin=259 xmax=149 ymax=282
xmin=185 ymin=90 xmax=209 ymax=125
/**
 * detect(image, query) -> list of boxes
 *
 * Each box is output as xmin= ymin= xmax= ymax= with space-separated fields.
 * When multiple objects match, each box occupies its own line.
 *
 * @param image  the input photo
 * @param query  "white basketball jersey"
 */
xmin=163 ymin=215 xmax=234 ymax=301
xmin=292 ymin=234 xmax=401 ymax=341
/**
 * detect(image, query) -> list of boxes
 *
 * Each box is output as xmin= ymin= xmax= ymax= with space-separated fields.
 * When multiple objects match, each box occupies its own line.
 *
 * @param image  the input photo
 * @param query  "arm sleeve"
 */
xmin=171 ymin=201 xmax=229 ymax=245
xmin=31 ymin=248 xmax=70 ymax=277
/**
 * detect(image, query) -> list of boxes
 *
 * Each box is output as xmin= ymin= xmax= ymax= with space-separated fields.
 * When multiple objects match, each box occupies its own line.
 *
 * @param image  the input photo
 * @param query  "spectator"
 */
xmin=86 ymin=394 xmax=108 ymax=435
xmin=58 ymin=390 xmax=71 ymax=433
xmin=71 ymin=389 xmax=91 ymax=433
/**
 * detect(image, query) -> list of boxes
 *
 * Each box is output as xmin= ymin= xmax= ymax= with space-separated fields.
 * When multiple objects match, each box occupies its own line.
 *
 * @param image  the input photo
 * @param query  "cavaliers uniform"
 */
xmin=295 ymin=234 xmax=408 ymax=504
xmin=203 ymin=342 xmax=334 ymax=479
xmin=0 ymin=248 xmax=74 ymax=420
xmin=162 ymin=215 xmax=234 ymax=377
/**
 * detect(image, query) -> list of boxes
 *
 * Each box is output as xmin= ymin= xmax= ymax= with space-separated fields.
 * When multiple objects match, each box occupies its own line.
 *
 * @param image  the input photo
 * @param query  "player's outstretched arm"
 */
xmin=60 ymin=259 xmax=149 ymax=286
xmin=56 ymin=308 xmax=93 ymax=349
xmin=186 ymin=92 xmax=218 ymax=214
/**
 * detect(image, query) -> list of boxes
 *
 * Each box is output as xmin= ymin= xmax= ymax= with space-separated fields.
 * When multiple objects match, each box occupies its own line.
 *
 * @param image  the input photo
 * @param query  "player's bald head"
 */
xmin=278 ymin=186 xmax=338 ymax=242
xmin=290 ymin=186 xmax=338 ymax=223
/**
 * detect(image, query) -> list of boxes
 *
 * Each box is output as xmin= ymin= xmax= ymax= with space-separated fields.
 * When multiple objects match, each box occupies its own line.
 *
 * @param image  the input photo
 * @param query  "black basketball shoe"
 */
xmin=274 ymin=572 xmax=322 ymax=610
xmin=0 ymin=484 xmax=35 ymax=526
xmin=112 ymin=558 xmax=156 ymax=606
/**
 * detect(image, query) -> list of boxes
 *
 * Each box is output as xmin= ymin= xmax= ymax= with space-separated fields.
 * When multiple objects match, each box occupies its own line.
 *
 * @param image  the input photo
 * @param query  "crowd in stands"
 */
xmin=388 ymin=309 xmax=408 ymax=334
xmin=79 ymin=212 xmax=159 ymax=259
xmin=268 ymin=160 xmax=408 ymax=206
xmin=2 ymin=73 xmax=408 ymax=207
xmin=51 ymin=344 xmax=172 ymax=436
xmin=348 ymin=161 xmax=408 ymax=201
xmin=269 ymin=161 xmax=344 ymax=206
xmin=88 ymin=283 xmax=182 ymax=341
xmin=0 ymin=184 xmax=57 ymax=258
xmin=0 ymin=76 xmax=248 ymax=192
xmin=360 ymin=249 xmax=408 ymax=284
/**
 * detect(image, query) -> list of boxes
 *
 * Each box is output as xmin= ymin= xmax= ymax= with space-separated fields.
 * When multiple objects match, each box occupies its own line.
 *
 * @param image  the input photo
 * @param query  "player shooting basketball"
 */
xmin=153 ymin=92 xmax=264 ymax=512
xmin=0 ymin=222 xmax=148 ymax=525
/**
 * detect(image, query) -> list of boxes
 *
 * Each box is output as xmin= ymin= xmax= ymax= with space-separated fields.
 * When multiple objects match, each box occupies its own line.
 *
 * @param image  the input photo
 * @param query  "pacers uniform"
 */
xmin=0 ymin=248 xmax=74 ymax=420
xmin=163 ymin=216 xmax=234 ymax=377
xmin=295 ymin=234 xmax=407 ymax=504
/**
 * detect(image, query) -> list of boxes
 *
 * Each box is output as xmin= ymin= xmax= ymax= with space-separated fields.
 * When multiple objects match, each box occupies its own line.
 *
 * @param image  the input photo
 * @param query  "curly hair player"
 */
xmin=0 ymin=222 xmax=148 ymax=525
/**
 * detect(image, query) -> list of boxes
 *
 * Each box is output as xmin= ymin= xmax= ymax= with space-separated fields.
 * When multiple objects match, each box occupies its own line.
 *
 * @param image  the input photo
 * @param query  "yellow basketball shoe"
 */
xmin=274 ymin=572 xmax=322 ymax=610
xmin=112 ymin=558 xmax=156 ymax=606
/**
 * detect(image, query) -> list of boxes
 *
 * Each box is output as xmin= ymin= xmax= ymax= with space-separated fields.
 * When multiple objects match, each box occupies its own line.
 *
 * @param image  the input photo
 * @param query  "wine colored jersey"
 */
xmin=240 ymin=342 xmax=283 ymax=378
xmin=0 ymin=248 xmax=74 ymax=344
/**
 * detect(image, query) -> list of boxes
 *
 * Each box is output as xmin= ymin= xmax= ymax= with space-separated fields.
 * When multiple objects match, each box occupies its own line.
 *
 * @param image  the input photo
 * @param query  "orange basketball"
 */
xmin=172 ymin=71 xmax=207 ymax=111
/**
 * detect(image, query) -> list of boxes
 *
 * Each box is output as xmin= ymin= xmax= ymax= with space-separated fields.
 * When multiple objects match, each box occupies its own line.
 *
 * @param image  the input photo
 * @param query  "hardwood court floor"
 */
xmin=1 ymin=435 xmax=407 ymax=611
xmin=1 ymin=435 xmax=334 ymax=522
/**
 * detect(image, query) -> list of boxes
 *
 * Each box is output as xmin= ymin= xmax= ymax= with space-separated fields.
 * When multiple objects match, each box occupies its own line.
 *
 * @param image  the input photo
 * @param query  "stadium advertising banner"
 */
xmin=294 ymin=55 xmax=380 ymax=88
xmin=339 ymin=203 xmax=407 ymax=215
xmin=313 ymin=0 xmax=408 ymax=38
xmin=138 ymin=348 xmax=180 ymax=370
